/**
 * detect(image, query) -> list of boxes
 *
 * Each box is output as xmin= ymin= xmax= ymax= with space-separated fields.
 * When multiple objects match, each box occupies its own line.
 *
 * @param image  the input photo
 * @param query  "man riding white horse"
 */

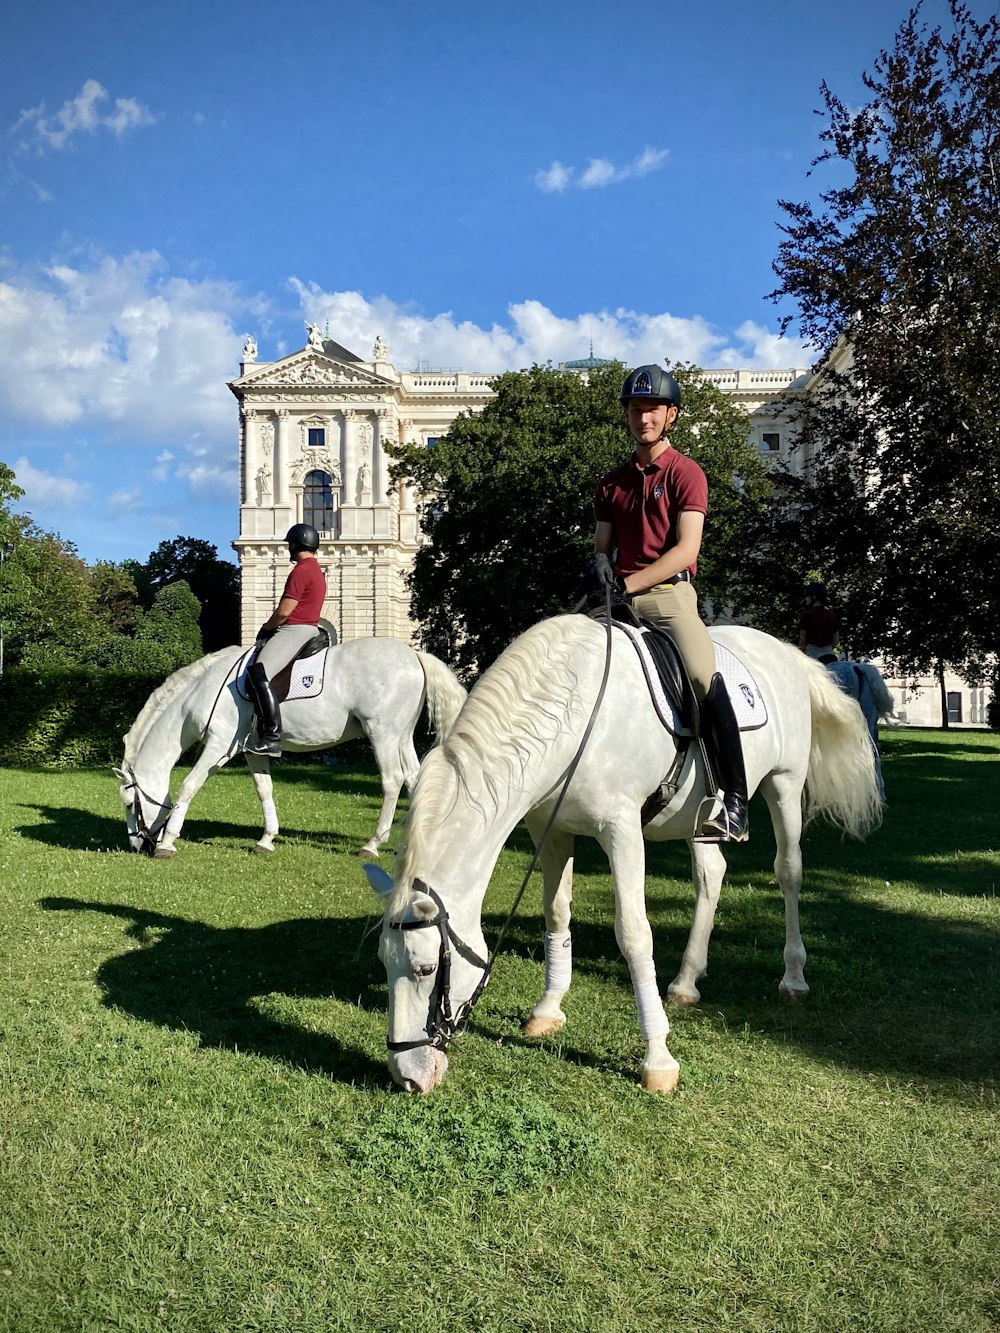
xmin=588 ymin=364 xmax=749 ymax=842
xmin=245 ymin=522 xmax=327 ymax=759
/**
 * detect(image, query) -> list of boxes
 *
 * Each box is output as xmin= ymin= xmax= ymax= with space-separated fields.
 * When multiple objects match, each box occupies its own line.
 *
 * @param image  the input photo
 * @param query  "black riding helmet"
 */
xmin=620 ymin=364 xmax=682 ymax=410
xmin=806 ymin=581 xmax=827 ymax=602
xmin=285 ymin=523 xmax=320 ymax=553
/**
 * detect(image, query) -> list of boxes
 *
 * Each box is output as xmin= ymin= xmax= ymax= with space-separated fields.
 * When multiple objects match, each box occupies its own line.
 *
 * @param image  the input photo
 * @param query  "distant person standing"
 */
xmin=798 ymin=582 xmax=840 ymax=661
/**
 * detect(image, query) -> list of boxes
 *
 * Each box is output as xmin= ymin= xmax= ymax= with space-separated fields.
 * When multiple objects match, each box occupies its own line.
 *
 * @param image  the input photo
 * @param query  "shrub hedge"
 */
xmin=0 ymin=666 xmax=168 ymax=767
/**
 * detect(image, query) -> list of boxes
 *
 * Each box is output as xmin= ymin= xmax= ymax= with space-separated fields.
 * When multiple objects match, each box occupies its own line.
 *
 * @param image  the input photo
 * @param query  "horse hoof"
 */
xmin=641 ymin=1066 xmax=680 ymax=1095
xmin=779 ymin=983 xmax=809 ymax=1004
xmin=522 ymin=1016 xmax=564 ymax=1038
xmin=251 ymin=843 xmax=273 ymax=856
xmin=358 ymin=845 xmax=381 ymax=861
xmin=666 ymin=988 xmax=700 ymax=1009
xmin=153 ymin=847 xmax=176 ymax=861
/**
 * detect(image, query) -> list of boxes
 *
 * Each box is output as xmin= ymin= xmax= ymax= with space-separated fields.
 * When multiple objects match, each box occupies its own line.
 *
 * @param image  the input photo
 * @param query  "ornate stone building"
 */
xmin=228 ymin=332 xmax=986 ymax=725
xmin=229 ymin=328 xmax=493 ymax=645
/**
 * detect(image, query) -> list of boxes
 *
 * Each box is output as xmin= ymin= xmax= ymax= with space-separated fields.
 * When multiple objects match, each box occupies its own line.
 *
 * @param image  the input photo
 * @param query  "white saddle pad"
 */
xmin=614 ymin=624 xmax=768 ymax=735
xmin=236 ymin=647 xmax=329 ymax=702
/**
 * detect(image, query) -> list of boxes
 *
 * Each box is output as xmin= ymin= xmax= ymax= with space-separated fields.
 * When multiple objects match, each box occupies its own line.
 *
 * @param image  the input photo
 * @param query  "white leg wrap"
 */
xmin=262 ymin=798 xmax=278 ymax=835
xmin=543 ymin=930 xmax=572 ymax=996
xmin=164 ymin=801 xmax=188 ymax=839
xmin=629 ymin=955 xmax=670 ymax=1042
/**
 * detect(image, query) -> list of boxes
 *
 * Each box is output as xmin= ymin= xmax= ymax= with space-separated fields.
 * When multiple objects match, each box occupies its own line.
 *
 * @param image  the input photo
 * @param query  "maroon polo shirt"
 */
xmin=594 ymin=446 xmax=708 ymax=578
xmin=282 ymin=558 xmax=327 ymax=625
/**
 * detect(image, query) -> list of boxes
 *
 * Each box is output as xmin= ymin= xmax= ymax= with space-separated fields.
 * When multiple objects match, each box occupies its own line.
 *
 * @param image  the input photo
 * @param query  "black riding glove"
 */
xmin=256 ymin=625 xmax=276 ymax=643
xmin=584 ymin=553 xmax=628 ymax=608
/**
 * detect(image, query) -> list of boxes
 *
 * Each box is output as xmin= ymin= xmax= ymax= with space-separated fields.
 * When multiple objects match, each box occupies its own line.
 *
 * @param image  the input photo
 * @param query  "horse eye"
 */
xmin=413 ymin=962 xmax=437 ymax=978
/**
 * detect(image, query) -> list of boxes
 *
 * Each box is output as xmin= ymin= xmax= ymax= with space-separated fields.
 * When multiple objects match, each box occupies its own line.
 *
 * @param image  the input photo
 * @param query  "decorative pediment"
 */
xmin=231 ymin=349 xmax=394 ymax=395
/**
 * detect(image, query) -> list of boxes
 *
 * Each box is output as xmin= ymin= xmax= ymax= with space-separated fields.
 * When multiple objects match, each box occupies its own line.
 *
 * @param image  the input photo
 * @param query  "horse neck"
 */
xmin=398 ymin=741 xmax=575 ymax=933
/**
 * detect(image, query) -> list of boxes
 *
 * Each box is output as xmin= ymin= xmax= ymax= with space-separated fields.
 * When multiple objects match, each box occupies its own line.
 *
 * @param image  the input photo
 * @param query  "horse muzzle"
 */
xmin=389 ymin=1046 xmax=448 ymax=1094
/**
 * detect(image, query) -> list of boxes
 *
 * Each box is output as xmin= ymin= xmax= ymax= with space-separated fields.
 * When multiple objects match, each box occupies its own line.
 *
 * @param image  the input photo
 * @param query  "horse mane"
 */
xmin=393 ymin=616 xmax=602 ymax=901
xmin=123 ymin=648 xmax=237 ymax=763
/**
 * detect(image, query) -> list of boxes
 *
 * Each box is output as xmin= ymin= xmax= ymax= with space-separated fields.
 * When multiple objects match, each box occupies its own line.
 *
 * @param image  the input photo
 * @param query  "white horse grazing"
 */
xmin=116 ymin=638 xmax=466 ymax=859
xmin=366 ymin=615 xmax=882 ymax=1095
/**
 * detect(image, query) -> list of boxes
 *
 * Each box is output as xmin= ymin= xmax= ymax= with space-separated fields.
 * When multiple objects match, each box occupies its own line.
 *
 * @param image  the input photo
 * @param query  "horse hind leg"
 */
xmin=760 ymin=772 xmax=809 ymax=1002
xmin=358 ymin=727 xmax=408 ymax=859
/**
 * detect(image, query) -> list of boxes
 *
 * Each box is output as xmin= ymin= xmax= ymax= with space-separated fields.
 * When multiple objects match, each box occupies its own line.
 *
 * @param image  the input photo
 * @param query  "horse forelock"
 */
xmin=392 ymin=616 xmax=601 ymax=899
xmin=123 ymin=648 xmax=238 ymax=764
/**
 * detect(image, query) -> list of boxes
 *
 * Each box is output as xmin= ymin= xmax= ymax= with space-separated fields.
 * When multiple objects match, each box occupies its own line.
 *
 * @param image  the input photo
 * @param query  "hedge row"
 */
xmin=0 ymin=667 xmax=168 ymax=767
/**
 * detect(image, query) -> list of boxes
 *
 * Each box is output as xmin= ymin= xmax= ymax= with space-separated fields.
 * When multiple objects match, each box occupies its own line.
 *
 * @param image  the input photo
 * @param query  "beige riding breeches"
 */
xmin=629 ymin=581 xmax=716 ymax=702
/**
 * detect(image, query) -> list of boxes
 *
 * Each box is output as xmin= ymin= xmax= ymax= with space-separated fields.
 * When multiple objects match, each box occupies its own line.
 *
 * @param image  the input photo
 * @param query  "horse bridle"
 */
xmin=386 ymin=880 xmax=490 ymax=1053
xmin=121 ymin=765 xmax=173 ymax=855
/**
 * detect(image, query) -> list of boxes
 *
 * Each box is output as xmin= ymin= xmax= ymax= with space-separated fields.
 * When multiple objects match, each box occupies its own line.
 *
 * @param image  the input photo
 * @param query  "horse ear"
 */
xmin=363 ymin=863 xmax=395 ymax=897
xmin=112 ymin=766 xmax=125 ymax=780
xmin=411 ymin=891 xmax=438 ymax=922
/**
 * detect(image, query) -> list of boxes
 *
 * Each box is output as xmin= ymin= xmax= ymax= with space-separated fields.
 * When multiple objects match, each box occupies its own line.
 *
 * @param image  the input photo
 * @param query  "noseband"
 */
xmin=121 ymin=767 xmax=172 ymax=855
xmin=386 ymin=880 xmax=490 ymax=1053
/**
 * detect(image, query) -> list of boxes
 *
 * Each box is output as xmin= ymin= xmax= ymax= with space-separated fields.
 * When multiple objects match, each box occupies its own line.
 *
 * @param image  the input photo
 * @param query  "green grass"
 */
xmin=0 ymin=731 xmax=997 ymax=1332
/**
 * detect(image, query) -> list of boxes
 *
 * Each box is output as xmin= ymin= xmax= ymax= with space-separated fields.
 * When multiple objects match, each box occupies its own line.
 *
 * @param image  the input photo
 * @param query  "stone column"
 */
xmin=274 ymin=409 xmax=289 ymax=504
xmin=242 ymin=409 xmax=257 ymax=505
xmin=342 ymin=410 xmax=357 ymax=500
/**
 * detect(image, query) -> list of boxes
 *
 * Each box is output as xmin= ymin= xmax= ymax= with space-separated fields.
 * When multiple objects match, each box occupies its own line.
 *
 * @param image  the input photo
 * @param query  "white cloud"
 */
xmin=0 ymin=251 xmax=246 ymax=435
xmin=579 ymin=158 xmax=617 ymax=189
xmin=287 ymin=280 xmax=811 ymax=374
xmin=533 ymin=160 xmax=573 ymax=193
xmin=534 ymin=145 xmax=670 ymax=192
xmin=107 ymin=487 xmax=143 ymax=512
xmin=12 ymin=455 xmax=89 ymax=507
xmin=14 ymin=79 xmax=156 ymax=152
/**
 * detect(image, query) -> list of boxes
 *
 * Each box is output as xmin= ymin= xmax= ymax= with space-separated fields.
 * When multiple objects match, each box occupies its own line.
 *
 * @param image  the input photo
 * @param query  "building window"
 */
xmin=761 ymin=432 xmax=780 ymax=452
xmin=947 ymin=691 xmax=963 ymax=724
xmin=308 ymin=427 xmax=325 ymax=448
xmin=426 ymin=436 xmax=439 ymax=449
xmin=304 ymin=470 xmax=334 ymax=532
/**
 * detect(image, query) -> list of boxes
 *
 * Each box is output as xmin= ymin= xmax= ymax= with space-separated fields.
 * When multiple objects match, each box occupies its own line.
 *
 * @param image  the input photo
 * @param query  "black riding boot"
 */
xmin=244 ymin=662 xmax=282 ymax=758
xmin=698 ymin=673 xmax=749 ymax=842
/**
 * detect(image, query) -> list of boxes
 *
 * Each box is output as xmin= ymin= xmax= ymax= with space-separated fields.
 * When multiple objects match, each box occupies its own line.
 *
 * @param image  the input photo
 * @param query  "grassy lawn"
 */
xmin=0 ymin=729 xmax=996 ymax=1332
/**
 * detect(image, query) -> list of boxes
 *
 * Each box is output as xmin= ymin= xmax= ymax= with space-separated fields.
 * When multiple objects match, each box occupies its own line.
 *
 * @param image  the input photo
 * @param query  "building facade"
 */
xmin=228 ymin=332 xmax=986 ymax=725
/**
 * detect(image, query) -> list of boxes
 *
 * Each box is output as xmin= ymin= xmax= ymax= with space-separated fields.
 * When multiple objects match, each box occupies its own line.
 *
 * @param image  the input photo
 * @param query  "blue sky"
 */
xmin=1 ymin=0 xmax=960 ymax=566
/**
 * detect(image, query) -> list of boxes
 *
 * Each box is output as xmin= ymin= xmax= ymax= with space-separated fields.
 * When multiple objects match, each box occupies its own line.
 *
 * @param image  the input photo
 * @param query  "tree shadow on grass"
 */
xmin=38 ymin=897 xmax=388 ymax=1087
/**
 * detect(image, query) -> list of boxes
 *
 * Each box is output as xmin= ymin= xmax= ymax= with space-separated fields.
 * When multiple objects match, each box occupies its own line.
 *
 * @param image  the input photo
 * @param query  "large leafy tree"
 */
xmin=125 ymin=536 xmax=239 ymax=652
xmin=765 ymin=1 xmax=1000 ymax=708
xmin=388 ymin=362 xmax=769 ymax=676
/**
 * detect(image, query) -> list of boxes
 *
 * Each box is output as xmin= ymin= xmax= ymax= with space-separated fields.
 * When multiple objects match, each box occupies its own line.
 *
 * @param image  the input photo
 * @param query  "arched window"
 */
xmin=304 ymin=470 xmax=334 ymax=533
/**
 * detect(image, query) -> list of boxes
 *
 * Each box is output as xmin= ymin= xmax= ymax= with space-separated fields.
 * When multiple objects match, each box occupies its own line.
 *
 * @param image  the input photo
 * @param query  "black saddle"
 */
xmin=587 ymin=604 xmax=700 ymax=734
xmin=587 ymin=605 xmax=702 ymax=826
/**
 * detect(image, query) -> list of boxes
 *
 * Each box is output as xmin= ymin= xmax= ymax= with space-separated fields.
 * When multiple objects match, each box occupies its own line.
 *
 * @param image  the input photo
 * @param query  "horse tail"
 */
xmin=858 ymin=663 xmax=895 ymax=721
xmin=416 ymin=652 xmax=468 ymax=741
xmin=798 ymin=651 xmax=884 ymax=839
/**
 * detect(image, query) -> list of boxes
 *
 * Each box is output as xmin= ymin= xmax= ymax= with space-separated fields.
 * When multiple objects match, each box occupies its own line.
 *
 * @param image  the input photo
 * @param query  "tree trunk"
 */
xmin=937 ymin=659 xmax=949 ymax=729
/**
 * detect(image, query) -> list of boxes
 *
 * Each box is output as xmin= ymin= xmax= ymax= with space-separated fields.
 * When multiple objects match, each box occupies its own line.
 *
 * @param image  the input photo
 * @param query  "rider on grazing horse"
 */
xmin=589 ymin=364 xmax=749 ymax=842
xmin=244 ymin=523 xmax=327 ymax=759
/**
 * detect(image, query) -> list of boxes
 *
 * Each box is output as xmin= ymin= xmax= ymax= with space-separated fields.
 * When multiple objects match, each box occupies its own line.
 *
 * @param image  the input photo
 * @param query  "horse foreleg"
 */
xmin=155 ymin=742 xmax=235 ymax=858
xmin=600 ymin=819 xmax=679 ymax=1094
xmin=760 ymin=774 xmax=809 ymax=1002
xmin=666 ymin=841 xmax=728 ymax=1007
xmin=359 ymin=729 xmax=406 ymax=859
xmin=245 ymin=756 xmax=278 ymax=854
xmin=523 ymin=823 xmax=574 ymax=1038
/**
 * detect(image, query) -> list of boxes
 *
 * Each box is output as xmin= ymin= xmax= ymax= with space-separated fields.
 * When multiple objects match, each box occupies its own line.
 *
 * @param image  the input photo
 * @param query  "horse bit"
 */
xmin=386 ymin=880 xmax=490 ymax=1053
